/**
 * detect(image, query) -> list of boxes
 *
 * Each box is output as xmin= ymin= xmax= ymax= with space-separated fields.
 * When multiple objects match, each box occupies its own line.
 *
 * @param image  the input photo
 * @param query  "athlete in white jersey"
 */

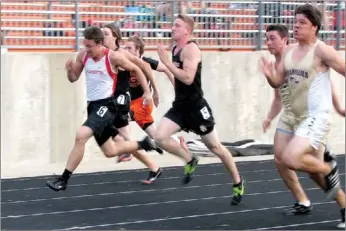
xmin=260 ymin=5 xmax=345 ymax=228
xmin=262 ymin=24 xmax=345 ymax=228
xmin=46 ymin=26 xmax=159 ymax=191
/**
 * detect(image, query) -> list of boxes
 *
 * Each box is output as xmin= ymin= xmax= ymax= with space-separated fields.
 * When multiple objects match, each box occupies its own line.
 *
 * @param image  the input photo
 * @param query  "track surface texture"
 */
xmin=2 ymin=155 xmax=345 ymax=230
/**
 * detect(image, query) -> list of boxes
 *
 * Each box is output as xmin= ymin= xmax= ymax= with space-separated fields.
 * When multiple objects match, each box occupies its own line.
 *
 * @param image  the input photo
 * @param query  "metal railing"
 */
xmin=1 ymin=0 xmax=345 ymax=51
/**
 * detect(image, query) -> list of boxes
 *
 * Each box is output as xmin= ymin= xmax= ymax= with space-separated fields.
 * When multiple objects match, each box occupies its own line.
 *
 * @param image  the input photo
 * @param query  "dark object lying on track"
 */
xmin=186 ymin=139 xmax=274 ymax=157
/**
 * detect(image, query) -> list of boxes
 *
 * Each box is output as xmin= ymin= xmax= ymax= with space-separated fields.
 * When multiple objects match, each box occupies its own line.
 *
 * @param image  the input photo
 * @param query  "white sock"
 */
xmin=299 ymin=200 xmax=311 ymax=207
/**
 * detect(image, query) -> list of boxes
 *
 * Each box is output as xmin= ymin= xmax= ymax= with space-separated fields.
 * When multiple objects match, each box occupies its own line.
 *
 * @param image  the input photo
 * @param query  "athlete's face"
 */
xmin=102 ymin=27 xmax=116 ymax=50
xmin=171 ymin=18 xmax=188 ymax=41
xmin=294 ymin=14 xmax=317 ymax=41
xmin=125 ymin=41 xmax=140 ymax=57
xmin=265 ymin=31 xmax=287 ymax=55
xmin=83 ymin=39 xmax=102 ymax=58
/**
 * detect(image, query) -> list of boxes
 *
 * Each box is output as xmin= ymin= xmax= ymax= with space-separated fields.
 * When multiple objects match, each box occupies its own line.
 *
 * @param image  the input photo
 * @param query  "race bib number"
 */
xmin=96 ymin=106 xmax=108 ymax=117
xmin=117 ymin=94 xmax=125 ymax=105
xmin=200 ymin=106 xmax=210 ymax=120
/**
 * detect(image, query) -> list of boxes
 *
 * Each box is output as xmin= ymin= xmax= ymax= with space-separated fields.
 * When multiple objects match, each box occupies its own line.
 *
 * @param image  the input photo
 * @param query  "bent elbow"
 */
xmin=183 ymin=80 xmax=193 ymax=85
xmin=182 ymin=76 xmax=194 ymax=85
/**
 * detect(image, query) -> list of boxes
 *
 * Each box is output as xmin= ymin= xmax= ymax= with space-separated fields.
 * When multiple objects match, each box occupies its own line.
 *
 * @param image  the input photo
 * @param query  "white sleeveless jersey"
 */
xmin=283 ymin=40 xmax=332 ymax=119
xmin=82 ymin=48 xmax=117 ymax=101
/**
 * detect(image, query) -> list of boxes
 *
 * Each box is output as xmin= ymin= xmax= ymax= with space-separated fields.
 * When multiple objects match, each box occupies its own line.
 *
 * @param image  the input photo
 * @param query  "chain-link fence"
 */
xmin=1 ymin=0 xmax=345 ymax=51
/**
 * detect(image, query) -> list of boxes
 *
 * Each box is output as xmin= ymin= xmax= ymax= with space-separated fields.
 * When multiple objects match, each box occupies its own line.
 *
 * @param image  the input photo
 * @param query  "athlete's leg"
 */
xmin=275 ymin=129 xmax=314 ymax=214
xmin=154 ymin=113 xmax=199 ymax=185
xmin=117 ymin=126 xmax=160 ymax=173
xmin=46 ymin=126 xmax=93 ymax=191
xmin=132 ymin=97 xmax=163 ymax=154
xmin=46 ymin=124 xmax=157 ymax=191
xmin=46 ymin=100 xmax=116 ymax=191
xmin=200 ymin=128 xmax=245 ymax=205
xmin=310 ymin=172 xmax=345 ymax=208
xmin=201 ymin=129 xmax=241 ymax=184
xmin=308 ymin=145 xmax=345 ymax=228
xmin=66 ymin=126 xmax=93 ymax=172
xmin=100 ymin=134 xmax=157 ymax=158
xmin=144 ymin=123 xmax=156 ymax=138
xmin=154 ymin=116 xmax=192 ymax=163
xmin=115 ymin=125 xmax=133 ymax=163
xmin=116 ymin=125 xmax=162 ymax=184
xmin=281 ymin=135 xmax=340 ymax=199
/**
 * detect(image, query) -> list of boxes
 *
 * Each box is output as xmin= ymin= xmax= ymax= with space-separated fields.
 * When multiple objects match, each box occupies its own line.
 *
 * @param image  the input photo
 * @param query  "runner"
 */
xmin=155 ymin=14 xmax=245 ymax=205
xmin=260 ymin=4 xmax=345 ymax=227
xmin=46 ymin=26 xmax=159 ymax=191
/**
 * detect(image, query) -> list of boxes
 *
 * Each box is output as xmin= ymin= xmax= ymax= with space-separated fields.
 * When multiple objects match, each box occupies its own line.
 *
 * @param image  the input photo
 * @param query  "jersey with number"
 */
xmin=172 ymin=41 xmax=203 ymax=104
xmin=129 ymin=56 xmax=158 ymax=100
xmin=82 ymin=48 xmax=117 ymax=101
xmin=283 ymin=39 xmax=333 ymax=119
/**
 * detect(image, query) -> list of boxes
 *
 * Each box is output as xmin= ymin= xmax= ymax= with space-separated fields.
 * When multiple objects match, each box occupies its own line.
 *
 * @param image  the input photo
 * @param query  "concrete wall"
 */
xmin=1 ymin=51 xmax=345 ymax=167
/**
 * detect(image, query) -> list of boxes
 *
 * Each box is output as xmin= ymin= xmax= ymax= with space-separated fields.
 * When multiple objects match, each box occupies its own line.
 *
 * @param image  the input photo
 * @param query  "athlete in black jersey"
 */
xmin=156 ymin=14 xmax=245 ymax=205
xmin=102 ymin=23 xmax=163 ymax=184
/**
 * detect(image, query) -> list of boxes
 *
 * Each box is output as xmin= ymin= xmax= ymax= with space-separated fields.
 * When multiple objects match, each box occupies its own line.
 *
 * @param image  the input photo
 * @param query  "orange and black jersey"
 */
xmin=129 ymin=56 xmax=159 ymax=100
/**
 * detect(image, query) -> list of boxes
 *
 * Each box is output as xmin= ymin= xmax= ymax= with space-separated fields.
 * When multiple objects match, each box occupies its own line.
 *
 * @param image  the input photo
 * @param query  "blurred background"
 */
xmin=1 ymin=0 xmax=345 ymax=52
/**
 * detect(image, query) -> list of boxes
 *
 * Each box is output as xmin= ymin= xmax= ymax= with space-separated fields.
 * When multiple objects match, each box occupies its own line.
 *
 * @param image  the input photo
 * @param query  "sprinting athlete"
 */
xmin=260 ymin=4 xmax=345 ymax=228
xmin=155 ymin=14 xmax=245 ymax=205
xmin=46 ymin=26 xmax=159 ymax=191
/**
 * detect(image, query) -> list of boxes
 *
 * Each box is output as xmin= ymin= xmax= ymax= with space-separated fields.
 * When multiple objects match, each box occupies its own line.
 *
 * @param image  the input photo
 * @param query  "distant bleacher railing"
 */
xmin=1 ymin=0 xmax=345 ymax=52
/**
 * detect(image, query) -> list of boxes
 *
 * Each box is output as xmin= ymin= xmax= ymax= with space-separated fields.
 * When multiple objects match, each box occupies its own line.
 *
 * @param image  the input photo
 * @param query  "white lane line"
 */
xmin=3 ymin=173 xmax=344 ymax=205
xmin=1 ymin=159 xmax=278 ymax=182
xmin=2 ymin=169 xmax=277 ymax=192
xmin=4 ymin=163 xmax=344 ymax=192
xmin=2 ymin=187 xmax=321 ymax=219
xmin=3 ymin=154 xmax=344 ymax=182
xmin=254 ymin=219 xmax=340 ymax=230
xmin=61 ymin=201 xmax=336 ymax=230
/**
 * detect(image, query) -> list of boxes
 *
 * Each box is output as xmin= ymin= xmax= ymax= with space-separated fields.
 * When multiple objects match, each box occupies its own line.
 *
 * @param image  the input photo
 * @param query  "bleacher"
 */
xmin=1 ymin=0 xmax=345 ymax=52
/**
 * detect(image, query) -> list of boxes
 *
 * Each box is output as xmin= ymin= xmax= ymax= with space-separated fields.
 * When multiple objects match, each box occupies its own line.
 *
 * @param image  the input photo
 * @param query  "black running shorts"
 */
xmin=164 ymin=98 xmax=215 ymax=135
xmin=83 ymin=97 xmax=119 ymax=146
xmin=112 ymin=92 xmax=131 ymax=129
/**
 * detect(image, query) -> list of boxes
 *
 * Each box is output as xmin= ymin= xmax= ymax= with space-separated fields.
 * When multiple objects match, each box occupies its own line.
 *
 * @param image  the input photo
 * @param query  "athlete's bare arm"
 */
xmin=267 ymin=89 xmax=283 ymax=120
xmin=260 ymin=45 xmax=293 ymax=88
xmin=66 ymin=50 xmax=85 ymax=83
xmin=316 ymin=43 xmax=345 ymax=76
xmin=156 ymin=61 xmax=175 ymax=86
xmin=110 ymin=51 xmax=151 ymax=95
xmin=158 ymin=43 xmax=201 ymax=85
xmin=331 ymin=80 xmax=345 ymax=117
xmin=263 ymin=89 xmax=283 ymax=132
xmin=260 ymin=56 xmax=286 ymax=88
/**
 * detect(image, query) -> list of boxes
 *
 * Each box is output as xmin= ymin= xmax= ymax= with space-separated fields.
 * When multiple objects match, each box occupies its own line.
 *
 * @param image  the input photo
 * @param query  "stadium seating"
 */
xmin=1 ymin=1 xmax=344 ymax=52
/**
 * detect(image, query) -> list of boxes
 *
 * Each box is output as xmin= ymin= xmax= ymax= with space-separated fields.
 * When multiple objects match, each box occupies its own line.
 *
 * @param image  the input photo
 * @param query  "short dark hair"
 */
xmin=295 ymin=4 xmax=322 ymax=35
xmin=83 ymin=26 xmax=104 ymax=45
xmin=266 ymin=24 xmax=289 ymax=45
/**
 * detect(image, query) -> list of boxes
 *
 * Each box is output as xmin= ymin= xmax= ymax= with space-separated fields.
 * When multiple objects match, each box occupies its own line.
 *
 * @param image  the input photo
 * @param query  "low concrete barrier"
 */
xmin=1 ymin=51 xmax=344 ymax=175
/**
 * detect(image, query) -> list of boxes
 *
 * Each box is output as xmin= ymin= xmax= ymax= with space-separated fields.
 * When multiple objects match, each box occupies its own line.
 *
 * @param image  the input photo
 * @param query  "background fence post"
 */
xmin=74 ymin=0 xmax=80 ymax=51
xmin=257 ymin=0 xmax=263 ymax=50
xmin=336 ymin=0 xmax=341 ymax=50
